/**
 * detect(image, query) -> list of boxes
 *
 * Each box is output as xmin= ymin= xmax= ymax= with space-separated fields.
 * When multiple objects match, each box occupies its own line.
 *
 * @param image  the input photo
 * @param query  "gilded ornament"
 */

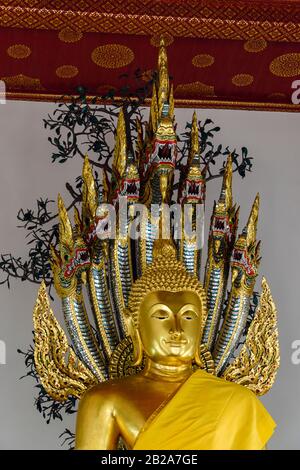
xmin=232 ymin=73 xmax=254 ymax=86
xmin=222 ymin=277 xmax=279 ymax=395
xmin=192 ymin=54 xmax=215 ymax=68
xmin=33 ymin=281 xmax=98 ymax=401
xmin=91 ymin=44 xmax=134 ymax=69
xmin=113 ymin=108 xmax=127 ymax=177
xmin=56 ymin=65 xmax=79 ymax=78
xmin=7 ymin=44 xmax=31 ymax=59
xmin=270 ymin=53 xmax=300 ymax=77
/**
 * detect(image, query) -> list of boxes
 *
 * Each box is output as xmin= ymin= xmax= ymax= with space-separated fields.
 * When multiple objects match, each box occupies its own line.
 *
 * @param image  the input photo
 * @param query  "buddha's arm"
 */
xmin=75 ymin=387 xmax=119 ymax=450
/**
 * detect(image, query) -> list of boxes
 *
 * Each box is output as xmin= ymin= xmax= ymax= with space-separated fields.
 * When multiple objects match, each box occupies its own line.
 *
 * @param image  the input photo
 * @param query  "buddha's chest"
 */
xmin=115 ymin=383 xmax=179 ymax=448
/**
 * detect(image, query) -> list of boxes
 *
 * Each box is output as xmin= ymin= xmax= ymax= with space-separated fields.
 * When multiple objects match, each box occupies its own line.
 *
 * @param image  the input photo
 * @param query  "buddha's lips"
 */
xmin=163 ymin=339 xmax=188 ymax=347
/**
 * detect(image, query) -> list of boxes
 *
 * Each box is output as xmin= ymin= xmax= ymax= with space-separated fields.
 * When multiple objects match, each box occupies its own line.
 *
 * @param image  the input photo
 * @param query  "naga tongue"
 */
xmin=159 ymin=173 xmax=168 ymax=203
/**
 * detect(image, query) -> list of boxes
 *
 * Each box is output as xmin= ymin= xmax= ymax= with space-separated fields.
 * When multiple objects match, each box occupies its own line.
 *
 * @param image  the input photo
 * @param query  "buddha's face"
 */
xmin=138 ymin=290 xmax=202 ymax=366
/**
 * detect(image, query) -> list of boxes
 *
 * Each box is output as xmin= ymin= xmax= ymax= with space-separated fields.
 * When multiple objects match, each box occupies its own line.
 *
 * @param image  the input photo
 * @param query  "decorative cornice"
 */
xmin=1 ymin=0 xmax=300 ymax=42
xmin=6 ymin=92 xmax=300 ymax=113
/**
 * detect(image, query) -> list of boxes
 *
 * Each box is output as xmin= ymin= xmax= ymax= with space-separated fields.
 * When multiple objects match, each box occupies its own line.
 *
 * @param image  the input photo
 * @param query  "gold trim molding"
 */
xmin=5 ymin=92 xmax=300 ymax=113
xmin=1 ymin=1 xmax=300 ymax=42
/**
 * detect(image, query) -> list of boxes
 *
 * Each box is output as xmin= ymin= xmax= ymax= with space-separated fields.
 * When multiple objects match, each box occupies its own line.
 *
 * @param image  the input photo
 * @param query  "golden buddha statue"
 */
xmin=75 ymin=240 xmax=275 ymax=450
xmin=32 ymin=38 xmax=279 ymax=451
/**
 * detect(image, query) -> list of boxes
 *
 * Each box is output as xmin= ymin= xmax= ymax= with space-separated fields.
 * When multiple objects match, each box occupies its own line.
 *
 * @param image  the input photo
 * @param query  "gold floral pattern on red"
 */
xmin=91 ymin=44 xmax=134 ymax=69
xmin=58 ymin=27 xmax=83 ymax=43
xmin=150 ymin=33 xmax=174 ymax=47
xmin=270 ymin=53 xmax=300 ymax=77
xmin=56 ymin=65 xmax=79 ymax=78
xmin=192 ymin=54 xmax=215 ymax=68
xmin=7 ymin=44 xmax=31 ymax=59
xmin=232 ymin=74 xmax=254 ymax=87
xmin=174 ymin=81 xmax=215 ymax=97
xmin=244 ymin=39 xmax=267 ymax=53
xmin=1 ymin=74 xmax=44 ymax=90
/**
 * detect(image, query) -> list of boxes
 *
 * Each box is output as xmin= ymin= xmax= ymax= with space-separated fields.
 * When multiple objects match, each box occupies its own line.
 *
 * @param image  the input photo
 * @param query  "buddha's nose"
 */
xmin=169 ymin=330 xmax=182 ymax=341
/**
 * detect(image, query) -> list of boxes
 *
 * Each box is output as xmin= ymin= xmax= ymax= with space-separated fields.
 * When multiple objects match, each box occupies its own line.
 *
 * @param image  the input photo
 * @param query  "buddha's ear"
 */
xmin=124 ymin=310 xmax=143 ymax=367
xmin=194 ymin=345 xmax=202 ymax=368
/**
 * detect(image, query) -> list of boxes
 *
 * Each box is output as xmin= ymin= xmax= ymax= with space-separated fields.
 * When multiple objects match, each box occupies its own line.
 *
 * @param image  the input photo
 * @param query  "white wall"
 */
xmin=0 ymin=100 xmax=299 ymax=449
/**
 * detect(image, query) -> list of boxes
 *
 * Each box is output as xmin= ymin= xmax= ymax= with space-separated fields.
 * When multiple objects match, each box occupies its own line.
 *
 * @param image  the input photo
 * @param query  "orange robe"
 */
xmin=133 ymin=369 xmax=276 ymax=450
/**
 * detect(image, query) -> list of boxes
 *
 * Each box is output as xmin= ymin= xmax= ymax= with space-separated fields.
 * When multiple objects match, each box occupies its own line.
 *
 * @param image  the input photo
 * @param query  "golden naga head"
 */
xmin=209 ymin=155 xmax=239 ymax=262
xmin=125 ymin=237 xmax=207 ymax=367
xmin=50 ymin=195 xmax=90 ymax=298
xmin=231 ymin=193 xmax=261 ymax=290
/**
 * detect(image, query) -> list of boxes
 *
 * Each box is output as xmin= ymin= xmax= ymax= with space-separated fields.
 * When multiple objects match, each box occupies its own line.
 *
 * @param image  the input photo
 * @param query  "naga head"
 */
xmin=231 ymin=194 xmax=261 ymax=291
xmin=141 ymin=38 xmax=176 ymax=205
xmin=110 ymin=110 xmax=141 ymax=206
xmin=179 ymin=155 xmax=206 ymax=205
xmin=178 ymin=112 xmax=205 ymax=205
xmin=209 ymin=155 xmax=239 ymax=264
xmin=142 ymin=103 xmax=177 ymax=205
xmin=150 ymin=103 xmax=177 ymax=170
xmin=50 ymin=195 xmax=90 ymax=297
xmin=118 ymin=152 xmax=140 ymax=203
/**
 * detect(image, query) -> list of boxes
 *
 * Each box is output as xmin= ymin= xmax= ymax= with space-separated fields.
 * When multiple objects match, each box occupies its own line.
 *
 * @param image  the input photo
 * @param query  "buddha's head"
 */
xmin=125 ymin=240 xmax=207 ymax=368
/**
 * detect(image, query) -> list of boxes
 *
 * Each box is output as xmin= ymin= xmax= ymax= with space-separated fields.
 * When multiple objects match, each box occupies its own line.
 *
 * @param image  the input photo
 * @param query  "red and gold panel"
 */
xmin=0 ymin=1 xmax=300 ymax=111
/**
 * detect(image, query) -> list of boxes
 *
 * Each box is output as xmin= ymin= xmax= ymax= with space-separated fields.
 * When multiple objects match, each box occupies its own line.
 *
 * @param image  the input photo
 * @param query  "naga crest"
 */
xmin=33 ymin=38 xmax=279 ymax=402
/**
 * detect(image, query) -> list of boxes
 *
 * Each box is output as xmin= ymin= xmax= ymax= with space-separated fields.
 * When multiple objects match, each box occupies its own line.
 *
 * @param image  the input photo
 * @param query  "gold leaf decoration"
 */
xmin=33 ymin=281 xmax=98 ymax=402
xmin=175 ymin=81 xmax=215 ymax=97
xmin=56 ymin=65 xmax=79 ymax=78
xmin=222 ymin=277 xmax=280 ymax=396
xmin=192 ymin=54 xmax=215 ymax=68
xmin=91 ymin=44 xmax=134 ymax=69
xmin=109 ymin=337 xmax=145 ymax=379
xmin=1 ymin=74 xmax=44 ymax=90
xmin=150 ymin=33 xmax=174 ymax=47
xmin=232 ymin=73 xmax=254 ymax=87
xmin=270 ymin=53 xmax=300 ymax=77
xmin=244 ymin=39 xmax=267 ymax=53
xmin=7 ymin=44 xmax=31 ymax=59
xmin=58 ymin=27 xmax=83 ymax=43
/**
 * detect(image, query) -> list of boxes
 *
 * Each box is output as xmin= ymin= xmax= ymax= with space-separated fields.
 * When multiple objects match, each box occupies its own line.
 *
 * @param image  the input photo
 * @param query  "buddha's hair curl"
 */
xmin=126 ymin=244 xmax=207 ymax=330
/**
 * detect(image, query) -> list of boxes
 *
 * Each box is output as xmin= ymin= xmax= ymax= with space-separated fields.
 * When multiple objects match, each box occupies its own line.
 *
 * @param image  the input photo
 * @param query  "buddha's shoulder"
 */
xmin=195 ymin=369 xmax=257 ymax=403
xmin=79 ymin=375 xmax=145 ymax=405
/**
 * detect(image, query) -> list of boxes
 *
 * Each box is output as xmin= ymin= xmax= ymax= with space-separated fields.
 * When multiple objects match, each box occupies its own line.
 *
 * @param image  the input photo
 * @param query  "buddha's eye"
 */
xmin=182 ymin=311 xmax=196 ymax=320
xmin=151 ymin=311 xmax=169 ymax=320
